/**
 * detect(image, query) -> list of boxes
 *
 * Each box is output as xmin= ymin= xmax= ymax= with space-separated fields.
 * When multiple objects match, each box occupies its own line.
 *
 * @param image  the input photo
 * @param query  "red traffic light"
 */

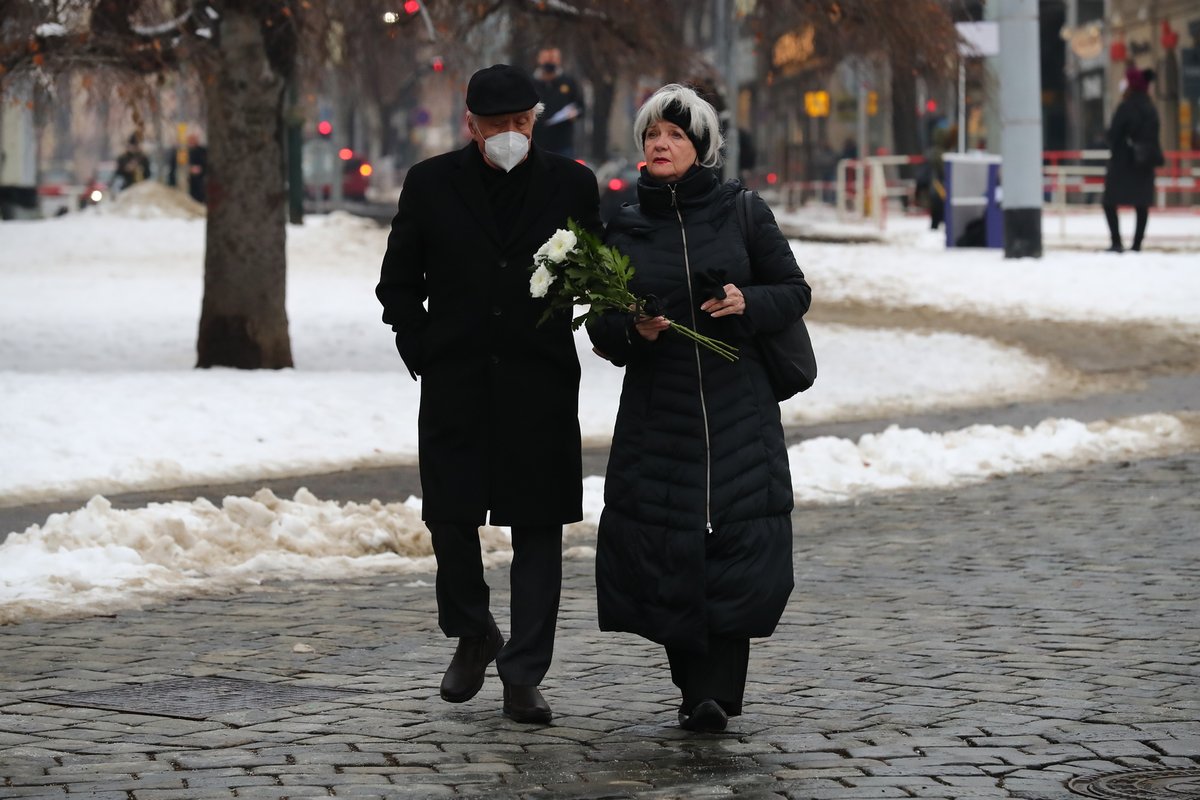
xmin=338 ymin=147 xmax=354 ymax=161
xmin=431 ymin=56 xmax=444 ymax=72
xmin=607 ymin=178 xmax=625 ymax=192
xmin=317 ymin=120 xmax=333 ymax=137
xmin=403 ymin=0 xmax=420 ymax=14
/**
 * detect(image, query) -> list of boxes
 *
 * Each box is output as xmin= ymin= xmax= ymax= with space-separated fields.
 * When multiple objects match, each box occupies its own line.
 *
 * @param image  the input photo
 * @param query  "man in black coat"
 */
xmin=531 ymin=47 xmax=585 ymax=159
xmin=376 ymin=64 xmax=600 ymax=724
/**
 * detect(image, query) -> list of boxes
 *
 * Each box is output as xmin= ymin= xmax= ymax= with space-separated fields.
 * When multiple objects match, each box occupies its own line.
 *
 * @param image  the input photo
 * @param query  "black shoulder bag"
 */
xmin=735 ymin=188 xmax=817 ymax=401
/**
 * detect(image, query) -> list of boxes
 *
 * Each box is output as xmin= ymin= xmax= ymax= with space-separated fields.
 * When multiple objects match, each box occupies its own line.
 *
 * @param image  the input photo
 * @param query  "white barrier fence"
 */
xmin=774 ymin=150 xmax=1200 ymax=234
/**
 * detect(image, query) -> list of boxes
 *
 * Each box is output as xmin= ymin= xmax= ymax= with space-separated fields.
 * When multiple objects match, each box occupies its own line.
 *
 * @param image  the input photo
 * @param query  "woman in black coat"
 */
xmin=587 ymin=84 xmax=811 ymax=732
xmin=1102 ymin=66 xmax=1163 ymax=252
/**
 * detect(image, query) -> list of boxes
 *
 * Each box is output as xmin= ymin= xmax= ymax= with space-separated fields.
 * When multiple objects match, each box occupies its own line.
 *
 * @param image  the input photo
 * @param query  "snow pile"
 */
xmin=790 ymin=412 xmax=1194 ymax=503
xmin=3 ymin=414 xmax=1193 ymax=623
xmin=0 ymin=488 xmax=503 ymax=623
xmin=2 ymin=208 xmax=1198 ymax=623
xmin=0 ymin=327 xmax=1073 ymax=505
xmin=99 ymin=180 xmax=206 ymax=219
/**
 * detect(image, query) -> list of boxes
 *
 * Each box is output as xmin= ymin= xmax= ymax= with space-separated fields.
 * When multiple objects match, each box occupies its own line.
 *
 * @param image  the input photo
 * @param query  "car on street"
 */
xmin=304 ymin=149 xmax=372 ymax=202
xmin=594 ymin=158 xmax=642 ymax=224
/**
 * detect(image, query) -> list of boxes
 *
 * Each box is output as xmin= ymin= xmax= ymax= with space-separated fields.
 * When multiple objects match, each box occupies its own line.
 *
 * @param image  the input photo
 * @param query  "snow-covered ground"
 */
xmin=2 ymin=183 xmax=1198 ymax=621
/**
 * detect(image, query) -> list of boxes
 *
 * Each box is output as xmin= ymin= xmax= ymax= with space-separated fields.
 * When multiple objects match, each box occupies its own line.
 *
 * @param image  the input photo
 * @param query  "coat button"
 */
xmin=491 ymin=354 xmax=501 ymax=365
xmin=492 ymin=306 xmax=502 ymax=316
xmin=498 ymin=259 xmax=508 ymax=269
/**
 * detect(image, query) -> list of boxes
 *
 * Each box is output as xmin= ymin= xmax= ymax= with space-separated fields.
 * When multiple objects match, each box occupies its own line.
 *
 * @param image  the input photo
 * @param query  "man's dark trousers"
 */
xmin=427 ymin=521 xmax=563 ymax=687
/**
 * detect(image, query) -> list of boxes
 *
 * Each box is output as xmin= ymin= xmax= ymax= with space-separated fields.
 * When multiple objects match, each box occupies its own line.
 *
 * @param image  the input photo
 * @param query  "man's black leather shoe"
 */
xmin=502 ymin=684 xmax=552 ymax=724
xmin=440 ymin=616 xmax=503 ymax=703
xmin=678 ymin=699 xmax=728 ymax=732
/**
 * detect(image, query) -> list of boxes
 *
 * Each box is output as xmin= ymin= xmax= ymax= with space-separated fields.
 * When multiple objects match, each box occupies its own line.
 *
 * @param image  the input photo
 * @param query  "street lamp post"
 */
xmin=999 ymin=0 xmax=1044 ymax=258
xmin=715 ymin=0 xmax=740 ymax=182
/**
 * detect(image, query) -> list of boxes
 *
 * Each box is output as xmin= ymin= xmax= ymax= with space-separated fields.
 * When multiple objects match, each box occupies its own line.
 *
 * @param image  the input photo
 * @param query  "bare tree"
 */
xmin=750 ymin=0 xmax=959 ymax=75
xmin=1 ymin=0 xmax=323 ymax=369
xmin=194 ymin=2 xmax=303 ymax=369
xmin=498 ymin=1 xmax=695 ymax=160
xmin=2 ymin=0 xmax=959 ymax=371
xmin=1 ymin=0 xmax=694 ymax=370
xmin=749 ymin=0 xmax=960 ymax=155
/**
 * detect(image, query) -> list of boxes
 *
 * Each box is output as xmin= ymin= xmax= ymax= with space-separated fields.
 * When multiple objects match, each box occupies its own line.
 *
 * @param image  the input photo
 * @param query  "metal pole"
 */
xmin=1064 ymin=0 xmax=1082 ymax=152
xmin=957 ymin=59 xmax=967 ymax=152
xmin=417 ymin=5 xmax=437 ymax=41
xmin=286 ymin=80 xmax=304 ymax=224
xmin=716 ymin=0 xmax=740 ymax=181
xmin=983 ymin=0 xmax=1002 ymax=153
xmin=856 ymin=60 xmax=868 ymax=216
xmin=999 ymin=0 xmax=1044 ymax=258
xmin=857 ymin=63 xmax=868 ymax=159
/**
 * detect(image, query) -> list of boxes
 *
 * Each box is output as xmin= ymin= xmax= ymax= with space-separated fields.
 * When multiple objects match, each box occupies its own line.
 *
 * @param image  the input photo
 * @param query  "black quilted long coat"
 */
xmin=586 ymin=166 xmax=811 ymax=652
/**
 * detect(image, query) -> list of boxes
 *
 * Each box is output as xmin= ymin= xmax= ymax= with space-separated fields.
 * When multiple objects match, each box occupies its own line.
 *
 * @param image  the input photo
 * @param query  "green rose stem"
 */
xmin=657 ymin=318 xmax=739 ymax=362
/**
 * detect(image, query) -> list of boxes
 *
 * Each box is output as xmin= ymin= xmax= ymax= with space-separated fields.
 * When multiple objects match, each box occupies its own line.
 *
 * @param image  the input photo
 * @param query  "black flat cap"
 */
xmin=466 ymin=64 xmax=540 ymax=116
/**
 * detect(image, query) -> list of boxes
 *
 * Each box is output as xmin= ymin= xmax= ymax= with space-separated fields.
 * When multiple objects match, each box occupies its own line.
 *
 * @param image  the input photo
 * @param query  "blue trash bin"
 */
xmin=944 ymin=153 xmax=1003 ymax=248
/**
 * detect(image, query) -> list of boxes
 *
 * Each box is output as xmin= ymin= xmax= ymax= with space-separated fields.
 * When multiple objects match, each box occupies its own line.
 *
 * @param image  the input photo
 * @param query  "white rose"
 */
xmin=543 ymin=228 xmax=578 ymax=263
xmin=529 ymin=264 xmax=557 ymax=298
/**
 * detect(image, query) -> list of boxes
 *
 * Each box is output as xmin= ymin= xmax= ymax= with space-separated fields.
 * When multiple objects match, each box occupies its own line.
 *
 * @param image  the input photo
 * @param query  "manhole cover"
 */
xmin=39 ymin=676 xmax=364 ymax=721
xmin=1068 ymin=768 xmax=1200 ymax=799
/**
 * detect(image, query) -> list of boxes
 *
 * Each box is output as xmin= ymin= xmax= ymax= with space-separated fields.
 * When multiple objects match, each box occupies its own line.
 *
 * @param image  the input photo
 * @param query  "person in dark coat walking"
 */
xmin=1102 ymin=66 xmax=1163 ymax=252
xmin=112 ymin=134 xmax=151 ymax=191
xmin=531 ymin=47 xmax=585 ymax=159
xmin=376 ymin=64 xmax=601 ymax=725
xmin=587 ymin=84 xmax=811 ymax=733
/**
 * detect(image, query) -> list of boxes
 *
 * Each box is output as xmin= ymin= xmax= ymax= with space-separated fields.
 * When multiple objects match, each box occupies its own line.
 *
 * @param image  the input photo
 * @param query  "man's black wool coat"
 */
xmin=377 ymin=143 xmax=600 ymax=525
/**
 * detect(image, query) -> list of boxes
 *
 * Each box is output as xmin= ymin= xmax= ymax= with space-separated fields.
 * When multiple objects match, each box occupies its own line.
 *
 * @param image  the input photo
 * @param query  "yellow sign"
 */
xmin=176 ymin=123 xmax=188 ymax=166
xmin=773 ymin=26 xmax=815 ymax=71
xmin=804 ymin=90 xmax=830 ymax=117
xmin=867 ymin=91 xmax=878 ymax=116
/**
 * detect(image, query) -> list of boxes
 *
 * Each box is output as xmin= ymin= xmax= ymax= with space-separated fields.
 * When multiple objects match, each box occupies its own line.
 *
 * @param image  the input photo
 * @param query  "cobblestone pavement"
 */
xmin=2 ymin=451 xmax=1198 ymax=799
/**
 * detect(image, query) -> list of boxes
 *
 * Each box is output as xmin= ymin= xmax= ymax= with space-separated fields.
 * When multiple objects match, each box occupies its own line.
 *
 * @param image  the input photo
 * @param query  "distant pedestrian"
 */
xmin=531 ymin=47 xmax=585 ymax=159
xmin=180 ymin=133 xmax=204 ymax=203
xmin=812 ymin=138 xmax=837 ymax=203
xmin=839 ymin=136 xmax=858 ymax=162
xmin=587 ymin=84 xmax=810 ymax=733
xmin=924 ymin=124 xmax=955 ymax=230
xmin=169 ymin=133 xmax=208 ymax=204
xmin=1102 ymin=66 xmax=1163 ymax=253
xmin=376 ymin=64 xmax=601 ymax=725
xmin=112 ymin=134 xmax=151 ymax=191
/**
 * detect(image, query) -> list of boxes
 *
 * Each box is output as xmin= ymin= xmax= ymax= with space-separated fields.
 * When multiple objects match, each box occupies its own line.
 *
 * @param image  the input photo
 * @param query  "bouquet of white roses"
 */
xmin=529 ymin=220 xmax=738 ymax=361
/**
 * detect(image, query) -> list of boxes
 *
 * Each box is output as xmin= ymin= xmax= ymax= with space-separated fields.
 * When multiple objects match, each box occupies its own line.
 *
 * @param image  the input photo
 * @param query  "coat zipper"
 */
xmin=670 ymin=184 xmax=715 ymax=536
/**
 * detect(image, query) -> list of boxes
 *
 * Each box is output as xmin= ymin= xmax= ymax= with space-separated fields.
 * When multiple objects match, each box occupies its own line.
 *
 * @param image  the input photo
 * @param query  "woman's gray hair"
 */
xmin=633 ymin=84 xmax=725 ymax=168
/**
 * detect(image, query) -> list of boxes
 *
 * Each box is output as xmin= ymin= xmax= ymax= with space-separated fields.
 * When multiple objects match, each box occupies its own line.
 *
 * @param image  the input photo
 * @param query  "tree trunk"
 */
xmin=197 ymin=7 xmax=293 ymax=369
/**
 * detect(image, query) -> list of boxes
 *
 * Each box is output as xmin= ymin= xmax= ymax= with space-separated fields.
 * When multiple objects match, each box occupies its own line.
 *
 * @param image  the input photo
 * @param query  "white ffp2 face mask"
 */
xmin=484 ymin=131 xmax=530 ymax=172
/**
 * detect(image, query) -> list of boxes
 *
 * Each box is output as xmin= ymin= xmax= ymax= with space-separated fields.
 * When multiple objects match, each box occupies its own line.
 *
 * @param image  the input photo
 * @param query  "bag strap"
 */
xmin=734 ymin=187 xmax=755 ymax=253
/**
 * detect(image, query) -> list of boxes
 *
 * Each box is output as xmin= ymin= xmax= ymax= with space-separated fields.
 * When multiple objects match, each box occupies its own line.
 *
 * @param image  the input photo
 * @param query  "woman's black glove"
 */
xmin=695 ymin=268 xmax=728 ymax=301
